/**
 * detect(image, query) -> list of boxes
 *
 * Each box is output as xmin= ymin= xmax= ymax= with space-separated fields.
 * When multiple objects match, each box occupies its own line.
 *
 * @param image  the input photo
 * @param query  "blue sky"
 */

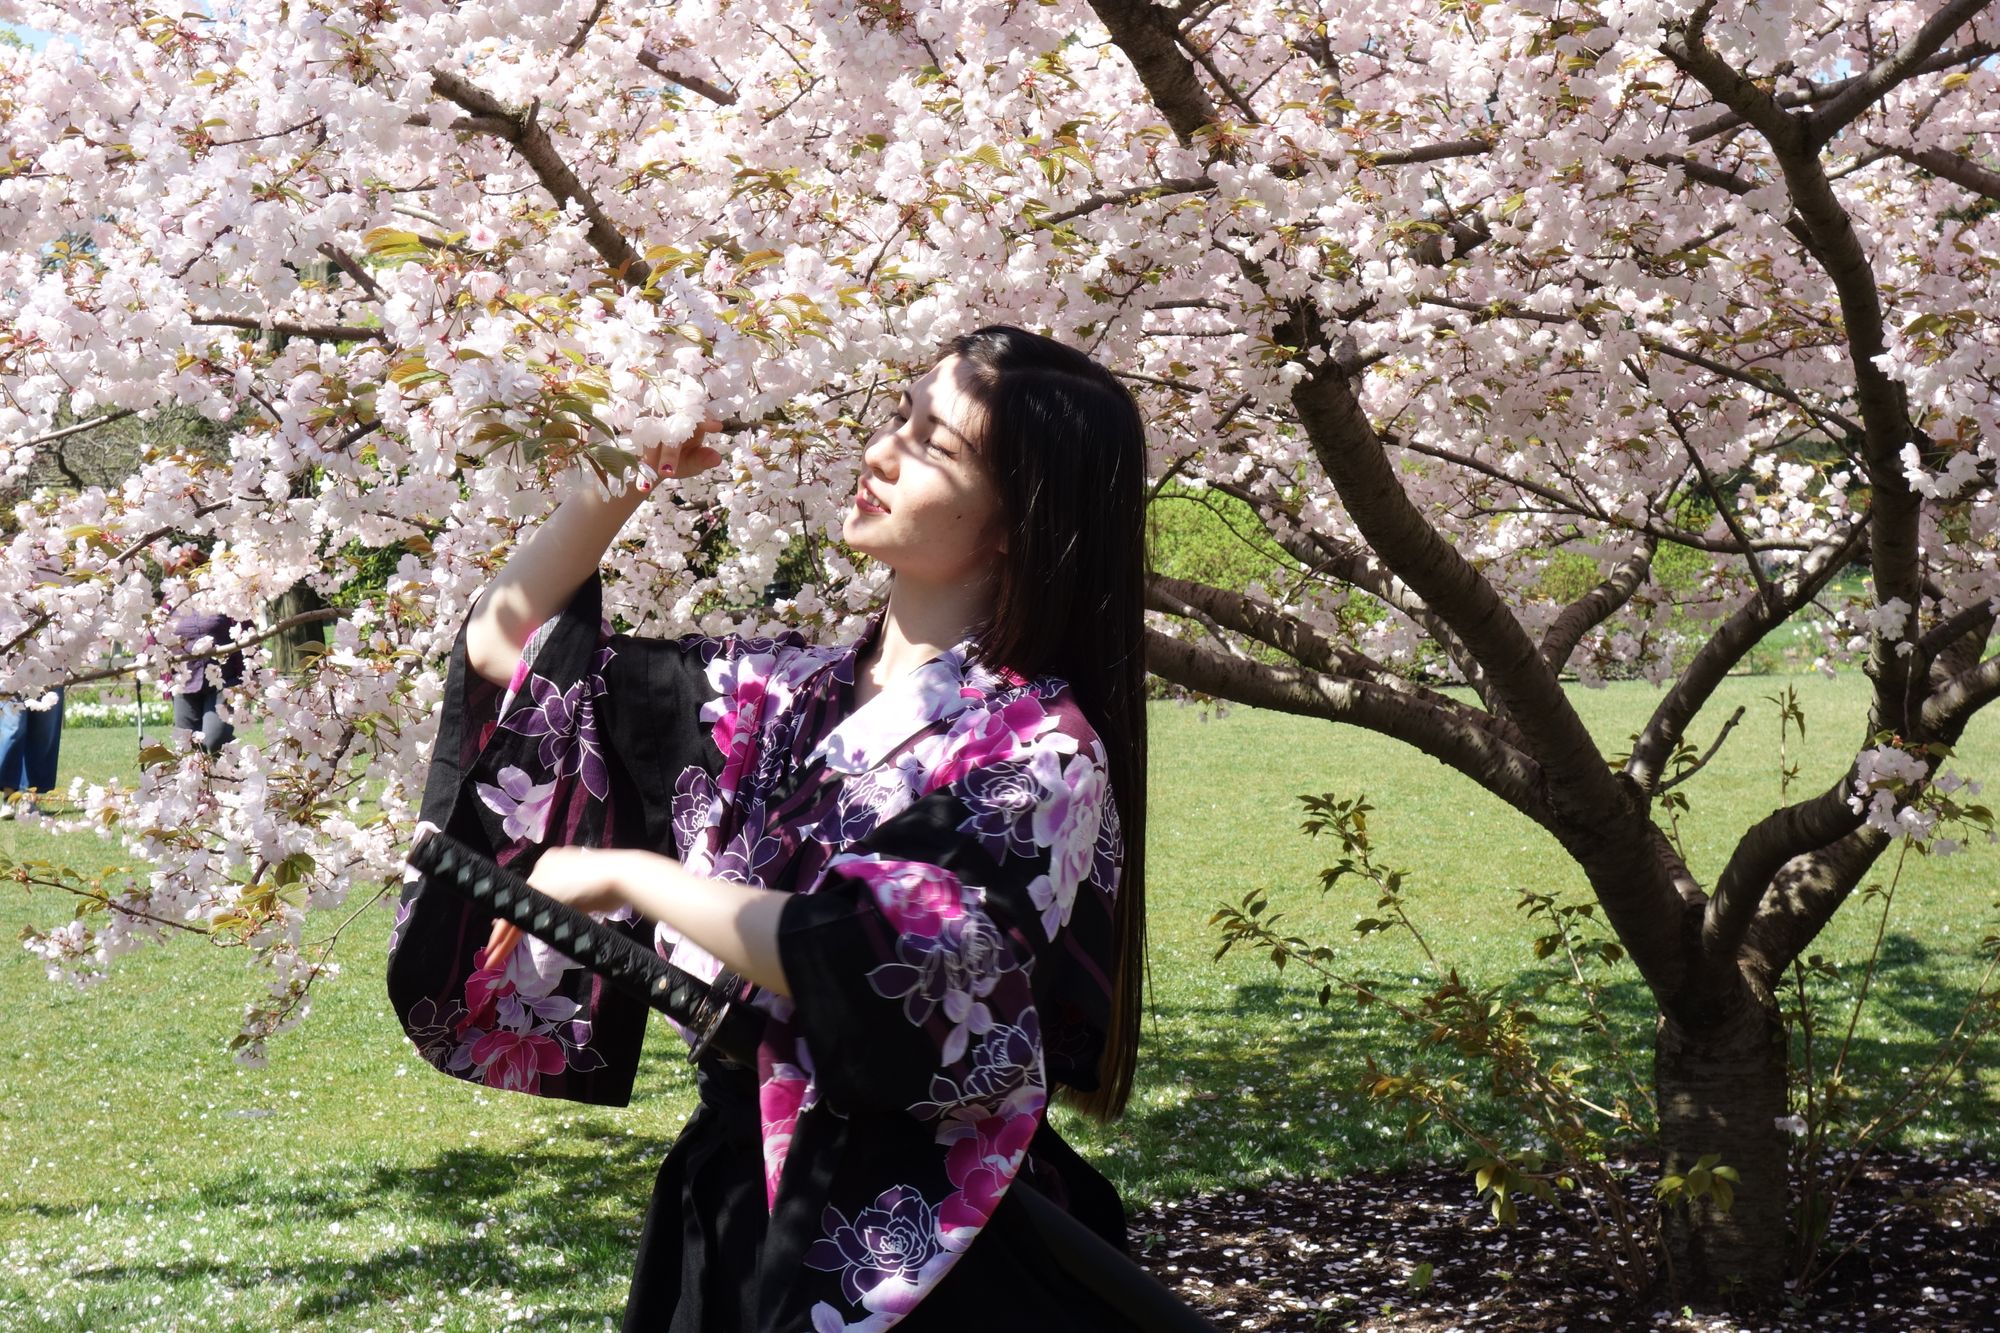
xmin=3 ymin=24 xmax=52 ymax=51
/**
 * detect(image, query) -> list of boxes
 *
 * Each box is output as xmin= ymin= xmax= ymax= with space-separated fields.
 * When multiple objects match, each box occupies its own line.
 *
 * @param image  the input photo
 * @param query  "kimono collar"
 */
xmin=804 ymin=609 xmax=1020 ymax=777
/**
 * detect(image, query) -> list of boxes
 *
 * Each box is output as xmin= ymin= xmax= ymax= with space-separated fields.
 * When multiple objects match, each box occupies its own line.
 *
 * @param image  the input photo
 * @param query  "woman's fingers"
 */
xmin=672 ymin=419 xmax=725 ymax=477
xmin=635 ymin=419 xmax=724 ymax=494
xmin=483 ymin=920 xmax=523 ymax=970
xmin=676 ymin=440 xmax=724 ymax=476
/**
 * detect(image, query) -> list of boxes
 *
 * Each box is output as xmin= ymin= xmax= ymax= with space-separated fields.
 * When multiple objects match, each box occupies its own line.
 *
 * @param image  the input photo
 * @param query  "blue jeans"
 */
xmin=0 ymin=688 xmax=65 ymax=792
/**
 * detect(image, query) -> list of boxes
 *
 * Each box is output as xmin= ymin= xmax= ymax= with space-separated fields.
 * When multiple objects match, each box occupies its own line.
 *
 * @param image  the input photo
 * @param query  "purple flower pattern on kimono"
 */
xmin=956 ymin=740 xmax=1114 ymax=938
xmin=1025 ymin=747 xmax=1108 ymax=940
xmin=496 ymin=641 xmax=614 ymax=802
xmin=851 ymin=856 xmax=1022 ymax=1066
xmin=806 ymin=1186 xmax=952 ymax=1327
xmin=473 ymin=764 xmax=558 ymax=843
xmin=661 ymin=640 xmax=841 ymax=992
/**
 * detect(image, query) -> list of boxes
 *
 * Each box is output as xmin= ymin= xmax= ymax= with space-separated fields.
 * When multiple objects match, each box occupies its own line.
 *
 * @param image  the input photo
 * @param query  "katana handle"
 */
xmin=406 ymin=832 xmax=758 ymax=1066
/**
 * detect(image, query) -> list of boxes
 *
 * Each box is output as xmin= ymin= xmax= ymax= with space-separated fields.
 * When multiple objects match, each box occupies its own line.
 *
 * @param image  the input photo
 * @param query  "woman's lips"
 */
xmin=855 ymin=483 xmax=888 ymax=514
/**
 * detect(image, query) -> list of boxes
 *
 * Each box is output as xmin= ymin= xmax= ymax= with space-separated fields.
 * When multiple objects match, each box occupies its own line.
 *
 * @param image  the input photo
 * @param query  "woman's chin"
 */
xmin=842 ymin=519 xmax=884 ymax=560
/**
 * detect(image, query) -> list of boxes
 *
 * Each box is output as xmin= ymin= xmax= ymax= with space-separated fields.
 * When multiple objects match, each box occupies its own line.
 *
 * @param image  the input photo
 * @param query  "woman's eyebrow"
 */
xmin=926 ymin=414 xmax=973 ymax=449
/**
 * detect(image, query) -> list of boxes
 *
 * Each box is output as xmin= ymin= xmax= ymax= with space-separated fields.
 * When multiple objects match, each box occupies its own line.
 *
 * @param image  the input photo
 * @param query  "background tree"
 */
xmin=2 ymin=0 xmax=1996 ymax=1304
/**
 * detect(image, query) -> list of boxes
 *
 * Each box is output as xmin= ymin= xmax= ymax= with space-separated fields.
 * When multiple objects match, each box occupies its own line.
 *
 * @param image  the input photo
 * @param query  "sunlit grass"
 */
xmin=2 ymin=672 xmax=1995 ymax=1329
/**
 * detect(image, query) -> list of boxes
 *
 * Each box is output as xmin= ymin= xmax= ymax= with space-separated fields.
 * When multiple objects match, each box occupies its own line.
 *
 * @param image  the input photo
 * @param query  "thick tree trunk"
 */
xmin=266 ymin=580 xmax=329 ymax=675
xmin=1654 ymin=992 xmax=1789 ymax=1308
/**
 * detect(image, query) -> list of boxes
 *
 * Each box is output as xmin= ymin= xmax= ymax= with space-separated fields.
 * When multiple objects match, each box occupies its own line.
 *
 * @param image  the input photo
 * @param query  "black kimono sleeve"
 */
xmin=385 ymin=571 xmax=736 ymax=1105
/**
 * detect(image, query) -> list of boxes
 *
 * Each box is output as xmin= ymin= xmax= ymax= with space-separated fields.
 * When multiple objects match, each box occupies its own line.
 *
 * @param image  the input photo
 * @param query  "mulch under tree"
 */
xmin=1129 ymin=1152 xmax=1999 ymax=1332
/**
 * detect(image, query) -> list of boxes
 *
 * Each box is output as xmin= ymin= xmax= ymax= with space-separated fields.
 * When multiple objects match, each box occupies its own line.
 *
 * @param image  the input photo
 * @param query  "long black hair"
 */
xmin=944 ymin=324 xmax=1149 ymax=1121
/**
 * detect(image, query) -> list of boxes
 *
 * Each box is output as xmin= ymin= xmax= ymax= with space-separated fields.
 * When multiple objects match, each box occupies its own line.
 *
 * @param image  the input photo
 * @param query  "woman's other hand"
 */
xmin=480 ymin=847 xmax=660 ymax=967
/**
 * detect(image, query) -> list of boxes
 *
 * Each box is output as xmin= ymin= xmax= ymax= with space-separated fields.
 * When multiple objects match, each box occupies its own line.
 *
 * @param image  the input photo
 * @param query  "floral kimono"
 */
xmin=387 ymin=573 xmax=1133 ymax=1333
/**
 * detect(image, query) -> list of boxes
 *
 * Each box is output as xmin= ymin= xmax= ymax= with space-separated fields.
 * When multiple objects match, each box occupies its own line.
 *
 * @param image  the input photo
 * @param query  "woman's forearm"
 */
xmin=464 ymin=483 xmax=647 ymax=687
xmin=622 ymin=854 xmax=794 ymax=998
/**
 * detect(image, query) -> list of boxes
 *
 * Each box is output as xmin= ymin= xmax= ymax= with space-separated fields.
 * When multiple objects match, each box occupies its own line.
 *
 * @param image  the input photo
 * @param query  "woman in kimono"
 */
xmin=388 ymin=325 xmax=1151 ymax=1332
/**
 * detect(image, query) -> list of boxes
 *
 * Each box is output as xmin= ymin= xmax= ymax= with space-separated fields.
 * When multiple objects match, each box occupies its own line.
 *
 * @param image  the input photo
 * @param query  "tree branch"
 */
xmin=1290 ymin=355 xmax=1639 ymax=817
xmin=429 ymin=69 xmax=652 ymax=288
xmin=1919 ymin=597 xmax=1997 ymax=686
xmin=1702 ymin=770 xmax=1865 ymax=987
xmin=44 ymin=608 xmax=348 ymax=694
xmin=1657 ymin=705 xmax=1747 ymax=795
xmin=1143 ymin=628 xmax=1551 ymax=824
xmin=1361 ymin=138 xmax=1494 ymax=168
xmin=1540 ymin=537 xmax=1658 ymax=673
xmin=1420 ymin=294 xmax=1864 ymax=441
xmin=1739 ymin=823 xmax=1894 ymax=984
xmin=1874 ymin=140 xmax=2000 ymax=202
xmin=1037 ymin=175 xmax=1217 ymax=226
xmin=1086 ymin=0 xmax=1219 ymax=145
xmin=192 ymin=314 xmax=385 ymax=341
xmin=1146 ymin=571 xmax=1529 ymax=751
xmin=1682 ymin=40 xmax=1998 ymax=144
xmin=636 ymin=48 xmax=739 ymax=106
xmin=316 ymin=242 xmax=384 ymax=301
xmin=1627 ymin=515 xmax=1866 ymax=790
xmin=1804 ymin=0 xmax=1997 ymax=147
xmin=1666 ymin=7 xmax=1926 ymax=740
xmin=16 ymin=411 xmax=135 ymax=449
xmin=1175 ymin=28 xmax=1260 ymax=124
xmin=564 ymin=0 xmax=610 ymax=56
xmin=1925 ymin=648 xmax=2000 ymax=736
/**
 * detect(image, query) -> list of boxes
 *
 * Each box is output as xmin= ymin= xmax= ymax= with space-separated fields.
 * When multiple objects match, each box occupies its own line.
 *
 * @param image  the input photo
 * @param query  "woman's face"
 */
xmin=843 ymin=354 xmax=1008 ymax=586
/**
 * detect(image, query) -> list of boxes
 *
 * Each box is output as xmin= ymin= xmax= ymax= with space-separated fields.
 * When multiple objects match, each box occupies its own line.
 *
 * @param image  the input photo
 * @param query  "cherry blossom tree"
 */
xmin=3 ymin=0 xmax=1997 ymax=1303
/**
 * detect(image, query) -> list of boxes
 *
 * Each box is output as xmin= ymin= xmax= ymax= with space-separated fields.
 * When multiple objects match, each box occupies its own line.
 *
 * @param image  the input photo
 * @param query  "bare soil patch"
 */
xmin=1129 ymin=1152 xmax=1999 ymax=1331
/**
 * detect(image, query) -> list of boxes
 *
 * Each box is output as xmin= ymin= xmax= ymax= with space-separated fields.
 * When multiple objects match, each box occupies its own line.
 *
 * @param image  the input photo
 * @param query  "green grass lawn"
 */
xmin=2 ymin=672 xmax=1996 ymax=1330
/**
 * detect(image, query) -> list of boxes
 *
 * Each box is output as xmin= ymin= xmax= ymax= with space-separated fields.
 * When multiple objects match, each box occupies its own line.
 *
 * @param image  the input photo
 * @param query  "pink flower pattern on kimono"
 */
xmin=934 ymin=1092 xmax=1042 ymax=1247
xmin=830 ymin=854 xmax=969 ymax=936
xmin=701 ymin=643 xmax=830 ymax=796
xmin=758 ymin=1044 xmax=818 ymax=1206
xmin=473 ymin=764 xmax=558 ymax=843
xmin=702 ymin=649 xmax=779 ymax=795
xmin=446 ymin=920 xmax=603 ymax=1090
xmin=465 ymin=1028 xmax=566 ymax=1093
xmin=920 ymin=695 xmax=1063 ymax=794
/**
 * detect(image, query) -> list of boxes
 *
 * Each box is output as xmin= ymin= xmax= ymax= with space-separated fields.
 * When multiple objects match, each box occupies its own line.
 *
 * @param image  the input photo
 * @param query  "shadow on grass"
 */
xmin=26 ymin=1129 xmax=677 ymax=1325
xmin=1081 ymin=925 xmax=1998 ymax=1209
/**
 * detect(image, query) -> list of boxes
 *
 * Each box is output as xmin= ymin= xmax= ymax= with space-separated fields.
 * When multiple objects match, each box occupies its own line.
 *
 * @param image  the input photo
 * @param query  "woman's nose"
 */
xmin=862 ymin=423 xmax=898 ymax=477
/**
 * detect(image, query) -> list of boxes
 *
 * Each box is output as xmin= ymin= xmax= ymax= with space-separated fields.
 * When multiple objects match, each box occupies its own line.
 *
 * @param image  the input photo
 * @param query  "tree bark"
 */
xmin=266 ymin=581 xmax=329 ymax=675
xmin=1654 ymin=988 xmax=1790 ymax=1307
